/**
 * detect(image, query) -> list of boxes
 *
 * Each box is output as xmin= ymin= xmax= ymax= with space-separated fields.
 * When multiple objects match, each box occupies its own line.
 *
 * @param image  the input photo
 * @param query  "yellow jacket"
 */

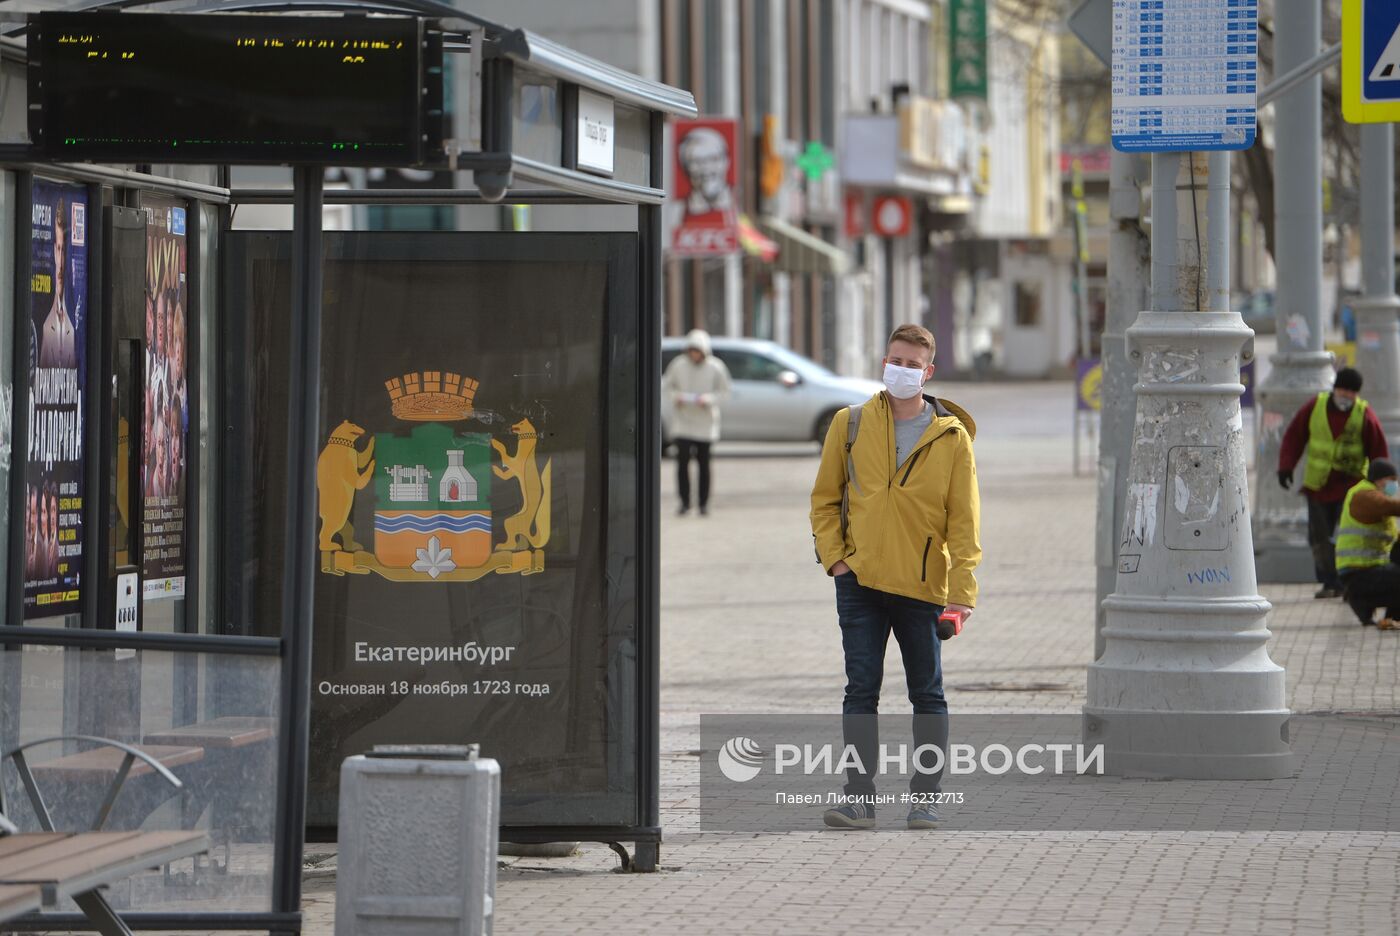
xmin=810 ymin=392 xmax=981 ymax=607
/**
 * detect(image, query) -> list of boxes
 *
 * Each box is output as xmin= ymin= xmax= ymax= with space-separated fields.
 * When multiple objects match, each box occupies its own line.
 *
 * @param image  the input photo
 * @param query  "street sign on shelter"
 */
xmin=1342 ymin=0 xmax=1400 ymax=124
xmin=1110 ymin=0 xmax=1258 ymax=153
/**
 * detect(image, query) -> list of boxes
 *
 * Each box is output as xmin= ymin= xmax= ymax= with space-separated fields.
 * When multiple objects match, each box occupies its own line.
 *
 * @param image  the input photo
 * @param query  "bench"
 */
xmin=0 ymin=881 xmax=42 ymax=924
xmin=27 ymin=744 xmax=204 ymax=833
xmin=1 ymin=736 xmax=211 ymax=936
xmin=142 ymin=715 xmax=275 ymax=750
xmin=143 ymin=716 xmax=276 ymax=870
xmin=0 ymin=813 xmax=43 ymax=924
xmin=0 ymin=829 xmax=209 ymax=934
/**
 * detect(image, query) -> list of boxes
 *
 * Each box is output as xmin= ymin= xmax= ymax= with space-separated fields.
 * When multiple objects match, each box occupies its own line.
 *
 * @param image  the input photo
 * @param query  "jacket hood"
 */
xmin=933 ymin=396 xmax=977 ymax=441
xmin=870 ymin=390 xmax=976 ymax=441
xmin=685 ymin=329 xmax=712 ymax=357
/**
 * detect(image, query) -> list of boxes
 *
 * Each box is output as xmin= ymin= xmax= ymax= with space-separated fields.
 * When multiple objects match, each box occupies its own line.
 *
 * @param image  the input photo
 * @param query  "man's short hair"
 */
xmin=1335 ymin=367 xmax=1363 ymax=392
xmin=887 ymin=323 xmax=935 ymax=361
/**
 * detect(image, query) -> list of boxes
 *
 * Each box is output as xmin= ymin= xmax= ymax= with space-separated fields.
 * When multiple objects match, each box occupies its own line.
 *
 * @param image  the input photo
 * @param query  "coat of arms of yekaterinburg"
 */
xmin=316 ymin=371 xmax=550 ymax=581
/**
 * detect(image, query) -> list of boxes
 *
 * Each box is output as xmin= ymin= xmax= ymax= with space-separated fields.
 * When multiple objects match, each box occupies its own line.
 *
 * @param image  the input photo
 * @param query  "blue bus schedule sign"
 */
xmin=1110 ymin=0 xmax=1258 ymax=153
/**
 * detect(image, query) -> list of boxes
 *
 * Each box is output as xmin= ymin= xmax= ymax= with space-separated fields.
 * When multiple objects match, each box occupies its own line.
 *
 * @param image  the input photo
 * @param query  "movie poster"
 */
xmin=142 ymin=200 xmax=188 ymax=599
xmin=24 ymin=181 xmax=87 ymax=619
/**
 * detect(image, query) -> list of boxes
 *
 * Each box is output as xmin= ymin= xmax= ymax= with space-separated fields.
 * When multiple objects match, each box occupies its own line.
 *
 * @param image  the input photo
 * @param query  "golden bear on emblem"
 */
xmin=317 ymin=420 xmax=376 ymax=552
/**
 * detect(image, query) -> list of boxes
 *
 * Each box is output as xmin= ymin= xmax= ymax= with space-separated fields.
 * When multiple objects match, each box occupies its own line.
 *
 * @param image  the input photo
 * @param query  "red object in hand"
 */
xmin=936 ymin=610 xmax=963 ymax=641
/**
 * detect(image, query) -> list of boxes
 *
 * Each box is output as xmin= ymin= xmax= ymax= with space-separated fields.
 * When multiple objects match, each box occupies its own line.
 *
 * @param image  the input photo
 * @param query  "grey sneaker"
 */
xmin=907 ymin=802 xmax=941 ymax=829
xmin=822 ymin=802 xmax=876 ymax=830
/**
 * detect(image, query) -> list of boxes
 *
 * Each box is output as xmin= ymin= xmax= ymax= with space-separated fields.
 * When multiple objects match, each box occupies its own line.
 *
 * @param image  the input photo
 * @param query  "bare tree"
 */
xmin=1022 ymin=0 xmax=1392 ymax=265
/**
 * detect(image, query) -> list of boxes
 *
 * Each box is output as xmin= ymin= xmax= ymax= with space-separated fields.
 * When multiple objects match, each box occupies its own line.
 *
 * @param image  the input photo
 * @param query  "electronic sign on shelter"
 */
xmin=29 ymin=12 xmax=443 ymax=165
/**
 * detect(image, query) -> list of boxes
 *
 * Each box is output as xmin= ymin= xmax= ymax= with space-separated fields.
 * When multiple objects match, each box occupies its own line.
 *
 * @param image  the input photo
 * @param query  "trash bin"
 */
xmin=336 ymin=744 xmax=500 ymax=935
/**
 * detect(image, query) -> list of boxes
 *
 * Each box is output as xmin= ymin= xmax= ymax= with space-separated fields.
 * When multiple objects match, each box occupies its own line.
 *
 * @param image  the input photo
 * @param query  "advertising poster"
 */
xmin=24 ymin=181 xmax=87 ymax=619
xmin=142 ymin=200 xmax=188 ymax=599
xmin=227 ymin=233 xmax=639 ymax=828
xmin=671 ymin=117 xmax=740 ymax=256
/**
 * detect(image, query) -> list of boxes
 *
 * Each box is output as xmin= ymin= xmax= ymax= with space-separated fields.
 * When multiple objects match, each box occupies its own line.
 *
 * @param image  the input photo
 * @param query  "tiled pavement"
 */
xmin=460 ymin=382 xmax=1398 ymax=935
xmin=89 ymin=382 xmax=1400 ymax=934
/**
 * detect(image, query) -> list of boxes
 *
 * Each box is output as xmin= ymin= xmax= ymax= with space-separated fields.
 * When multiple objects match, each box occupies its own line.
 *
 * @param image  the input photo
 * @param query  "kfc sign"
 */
xmin=672 ymin=118 xmax=740 ymax=256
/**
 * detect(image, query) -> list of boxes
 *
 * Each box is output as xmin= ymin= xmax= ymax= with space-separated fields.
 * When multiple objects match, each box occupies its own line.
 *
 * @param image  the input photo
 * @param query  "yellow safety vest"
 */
xmin=1336 ymin=479 xmax=1398 ymax=574
xmin=1303 ymin=392 xmax=1368 ymax=492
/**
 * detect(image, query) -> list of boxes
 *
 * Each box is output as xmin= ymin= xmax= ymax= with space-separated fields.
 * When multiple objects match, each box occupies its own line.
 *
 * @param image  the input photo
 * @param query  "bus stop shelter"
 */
xmin=0 ymin=2 xmax=693 ymax=931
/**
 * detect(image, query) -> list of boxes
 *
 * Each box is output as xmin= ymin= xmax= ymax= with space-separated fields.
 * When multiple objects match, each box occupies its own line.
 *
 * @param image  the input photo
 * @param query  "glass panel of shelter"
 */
xmin=2 ymin=174 xmax=280 ymax=917
xmin=0 ymin=172 xmax=13 ymax=620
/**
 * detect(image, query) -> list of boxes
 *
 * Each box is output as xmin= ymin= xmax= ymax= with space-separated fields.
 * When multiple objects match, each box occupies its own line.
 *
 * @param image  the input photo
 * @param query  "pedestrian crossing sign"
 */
xmin=1343 ymin=0 xmax=1400 ymax=123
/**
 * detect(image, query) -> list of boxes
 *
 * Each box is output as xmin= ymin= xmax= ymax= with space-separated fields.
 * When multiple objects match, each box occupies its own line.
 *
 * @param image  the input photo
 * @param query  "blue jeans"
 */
xmin=835 ymin=572 xmax=948 ymax=796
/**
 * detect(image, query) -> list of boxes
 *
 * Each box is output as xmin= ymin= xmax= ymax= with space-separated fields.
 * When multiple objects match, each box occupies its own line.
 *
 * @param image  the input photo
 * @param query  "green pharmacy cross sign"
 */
xmin=796 ymin=141 xmax=834 ymax=182
xmin=949 ymin=0 xmax=989 ymax=101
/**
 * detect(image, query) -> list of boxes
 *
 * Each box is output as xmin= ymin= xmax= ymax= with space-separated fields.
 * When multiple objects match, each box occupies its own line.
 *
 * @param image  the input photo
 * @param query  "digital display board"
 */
xmin=29 ymin=12 xmax=442 ymax=166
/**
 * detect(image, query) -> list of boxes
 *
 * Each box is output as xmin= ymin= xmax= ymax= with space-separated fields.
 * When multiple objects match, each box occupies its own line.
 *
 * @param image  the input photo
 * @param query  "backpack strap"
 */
xmin=840 ymin=404 xmax=863 ymax=541
xmin=845 ymin=404 xmax=863 ymax=495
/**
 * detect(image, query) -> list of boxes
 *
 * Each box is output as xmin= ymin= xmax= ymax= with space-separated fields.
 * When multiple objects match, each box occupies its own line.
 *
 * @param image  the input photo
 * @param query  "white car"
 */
xmin=661 ymin=337 xmax=884 ymax=446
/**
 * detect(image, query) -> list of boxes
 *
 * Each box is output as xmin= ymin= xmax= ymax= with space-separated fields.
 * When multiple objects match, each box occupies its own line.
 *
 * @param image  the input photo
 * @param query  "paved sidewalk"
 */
xmin=149 ymin=381 xmax=1400 ymax=934
xmin=469 ymin=380 xmax=1398 ymax=936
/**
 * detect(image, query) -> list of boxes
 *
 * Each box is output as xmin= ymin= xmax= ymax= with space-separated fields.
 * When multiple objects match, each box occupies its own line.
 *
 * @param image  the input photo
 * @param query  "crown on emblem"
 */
xmin=385 ymin=371 xmax=478 ymax=422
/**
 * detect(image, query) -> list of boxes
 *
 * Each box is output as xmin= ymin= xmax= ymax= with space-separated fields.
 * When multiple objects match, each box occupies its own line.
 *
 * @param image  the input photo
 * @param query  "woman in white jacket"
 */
xmin=662 ymin=329 xmax=731 ymax=515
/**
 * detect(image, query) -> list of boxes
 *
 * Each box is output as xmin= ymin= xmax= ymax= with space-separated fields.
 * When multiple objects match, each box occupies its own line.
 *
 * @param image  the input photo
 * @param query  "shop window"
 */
xmin=1014 ymin=281 xmax=1042 ymax=328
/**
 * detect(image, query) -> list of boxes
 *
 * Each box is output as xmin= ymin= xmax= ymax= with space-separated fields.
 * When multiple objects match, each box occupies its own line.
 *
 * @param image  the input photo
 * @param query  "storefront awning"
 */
xmin=758 ymin=217 xmax=850 ymax=277
xmin=737 ymin=214 xmax=779 ymax=262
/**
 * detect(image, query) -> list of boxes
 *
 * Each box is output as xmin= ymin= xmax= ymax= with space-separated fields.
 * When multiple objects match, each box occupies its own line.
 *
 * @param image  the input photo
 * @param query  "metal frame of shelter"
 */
xmin=0 ymin=2 xmax=694 ymax=931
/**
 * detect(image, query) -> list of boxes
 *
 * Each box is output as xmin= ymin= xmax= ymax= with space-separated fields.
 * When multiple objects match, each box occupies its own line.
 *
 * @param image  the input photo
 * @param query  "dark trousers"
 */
xmin=1307 ymin=497 xmax=1346 ymax=588
xmin=835 ymin=573 xmax=948 ymax=796
xmin=1340 ymin=541 xmax=1400 ymax=624
xmin=676 ymin=439 xmax=712 ymax=510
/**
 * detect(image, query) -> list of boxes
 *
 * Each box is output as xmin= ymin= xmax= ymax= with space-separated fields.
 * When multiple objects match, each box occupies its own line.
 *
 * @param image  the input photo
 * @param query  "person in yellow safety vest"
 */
xmin=1278 ymin=368 xmax=1390 ymax=599
xmin=1336 ymin=459 xmax=1400 ymax=629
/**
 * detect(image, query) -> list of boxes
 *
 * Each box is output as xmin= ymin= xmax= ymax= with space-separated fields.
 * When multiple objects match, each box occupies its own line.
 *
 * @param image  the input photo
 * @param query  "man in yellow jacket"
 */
xmin=809 ymin=323 xmax=981 ymax=830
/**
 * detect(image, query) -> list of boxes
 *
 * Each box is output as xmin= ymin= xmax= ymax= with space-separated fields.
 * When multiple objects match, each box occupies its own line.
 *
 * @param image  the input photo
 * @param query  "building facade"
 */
xmin=443 ymin=1 xmax=1070 ymax=380
xmin=947 ymin=6 xmax=1064 ymax=378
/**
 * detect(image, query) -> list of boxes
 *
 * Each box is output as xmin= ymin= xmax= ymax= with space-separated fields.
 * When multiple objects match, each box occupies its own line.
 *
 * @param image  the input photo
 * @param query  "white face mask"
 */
xmin=882 ymin=362 xmax=927 ymax=400
xmin=1335 ymin=395 xmax=1355 ymax=412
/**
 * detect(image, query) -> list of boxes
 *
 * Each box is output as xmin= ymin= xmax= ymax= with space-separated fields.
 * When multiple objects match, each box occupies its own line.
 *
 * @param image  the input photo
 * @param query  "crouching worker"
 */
xmin=1336 ymin=458 xmax=1400 ymax=628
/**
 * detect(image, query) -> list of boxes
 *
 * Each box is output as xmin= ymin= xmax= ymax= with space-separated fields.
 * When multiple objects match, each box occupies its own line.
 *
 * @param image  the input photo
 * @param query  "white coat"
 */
xmin=663 ymin=330 xmax=732 ymax=443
